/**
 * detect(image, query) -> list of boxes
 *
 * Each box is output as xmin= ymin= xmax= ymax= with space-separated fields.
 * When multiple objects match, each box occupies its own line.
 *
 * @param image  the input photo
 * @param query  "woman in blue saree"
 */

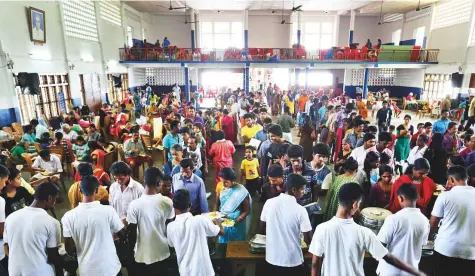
xmin=215 ymin=167 xmax=251 ymax=243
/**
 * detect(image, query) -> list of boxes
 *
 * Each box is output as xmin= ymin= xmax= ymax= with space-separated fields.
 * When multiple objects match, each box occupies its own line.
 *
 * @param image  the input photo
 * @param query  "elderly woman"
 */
xmin=209 ymin=130 xmax=236 ymax=186
xmin=214 ymin=167 xmax=251 ymax=243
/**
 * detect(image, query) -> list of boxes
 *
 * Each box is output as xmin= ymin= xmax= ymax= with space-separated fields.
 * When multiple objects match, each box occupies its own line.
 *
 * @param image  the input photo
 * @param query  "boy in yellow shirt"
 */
xmin=240 ymin=145 xmax=260 ymax=197
xmin=241 ymin=113 xmax=262 ymax=146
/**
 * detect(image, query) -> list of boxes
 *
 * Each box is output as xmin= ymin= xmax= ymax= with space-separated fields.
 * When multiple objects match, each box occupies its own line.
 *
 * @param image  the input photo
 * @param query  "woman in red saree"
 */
xmin=333 ymin=119 xmax=349 ymax=163
xmin=209 ymin=130 xmax=236 ymax=186
xmin=220 ymin=109 xmax=235 ymax=143
xmin=387 ymin=158 xmax=437 ymax=216
xmin=88 ymin=141 xmax=107 ymax=170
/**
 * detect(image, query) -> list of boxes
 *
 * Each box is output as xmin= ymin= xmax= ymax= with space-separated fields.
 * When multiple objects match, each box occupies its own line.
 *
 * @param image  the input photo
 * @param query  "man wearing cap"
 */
xmin=260 ymin=173 xmax=312 ymax=274
xmin=261 ymin=164 xmax=285 ymax=201
xmin=167 ymin=190 xmax=224 ymax=276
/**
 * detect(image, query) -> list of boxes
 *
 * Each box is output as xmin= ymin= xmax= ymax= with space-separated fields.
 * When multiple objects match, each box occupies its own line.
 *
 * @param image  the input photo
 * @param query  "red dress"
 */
xmin=333 ymin=127 xmax=344 ymax=162
xmin=387 ymin=175 xmax=437 ymax=216
xmin=221 ymin=115 xmax=235 ymax=143
xmin=209 ymin=140 xmax=236 ymax=185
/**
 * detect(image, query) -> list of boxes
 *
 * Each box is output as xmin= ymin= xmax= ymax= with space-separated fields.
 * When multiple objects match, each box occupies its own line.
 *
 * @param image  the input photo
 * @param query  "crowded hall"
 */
xmin=1 ymin=0 xmax=475 ymax=275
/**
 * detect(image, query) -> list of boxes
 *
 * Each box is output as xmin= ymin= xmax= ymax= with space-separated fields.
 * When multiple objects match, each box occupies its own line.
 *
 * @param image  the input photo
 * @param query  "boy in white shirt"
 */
xmin=127 ymin=167 xmax=175 ymax=275
xmin=309 ymin=182 xmax=425 ymax=276
xmin=167 ymin=189 xmax=224 ymax=276
xmin=377 ymin=183 xmax=430 ymax=276
xmin=260 ymin=173 xmax=312 ymax=274
xmin=62 ymin=175 xmax=126 ymax=276
xmin=430 ymin=166 xmax=475 ymax=276
xmin=4 ymin=182 xmax=62 ymax=276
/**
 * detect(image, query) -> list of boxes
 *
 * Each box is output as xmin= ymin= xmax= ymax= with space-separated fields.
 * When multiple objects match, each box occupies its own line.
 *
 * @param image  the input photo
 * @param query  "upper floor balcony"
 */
xmin=119 ymin=46 xmax=440 ymax=66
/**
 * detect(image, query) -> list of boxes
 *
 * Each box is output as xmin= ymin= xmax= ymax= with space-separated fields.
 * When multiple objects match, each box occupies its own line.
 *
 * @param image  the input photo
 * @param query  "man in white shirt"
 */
xmin=0 ymin=166 xmax=7 ymax=273
xmin=430 ymin=166 xmax=475 ymax=275
xmin=238 ymin=92 xmax=249 ymax=118
xmin=167 ymin=189 xmax=224 ymax=276
xmin=62 ymin=175 xmax=125 ymax=276
xmin=406 ymin=134 xmax=429 ymax=166
xmin=377 ymin=183 xmax=430 ymax=276
xmin=31 ymin=119 xmax=48 ymax=140
xmin=61 ymin=124 xmax=78 ymax=141
xmin=4 ymin=182 xmax=62 ymax=275
xmin=260 ymin=173 xmax=312 ymax=274
xmin=173 ymin=83 xmax=181 ymax=103
xmin=109 ymin=161 xmax=144 ymax=218
xmin=32 ymin=150 xmax=63 ymax=174
xmin=350 ymin=133 xmax=377 ymax=170
xmin=127 ymin=167 xmax=174 ymax=275
xmin=309 ymin=182 xmax=424 ymax=276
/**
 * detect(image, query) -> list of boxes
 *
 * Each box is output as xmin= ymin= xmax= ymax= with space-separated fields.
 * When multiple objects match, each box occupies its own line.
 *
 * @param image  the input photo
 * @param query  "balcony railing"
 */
xmin=119 ymin=47 xmax=439 ymax=63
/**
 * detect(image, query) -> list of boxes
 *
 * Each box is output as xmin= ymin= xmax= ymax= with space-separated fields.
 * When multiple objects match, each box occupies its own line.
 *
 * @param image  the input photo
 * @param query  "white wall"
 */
xmin=377 ymin=20 xmax=404 ymax=45
xmin=338 ymin=16 xmax=380 ymax=46
xmin=402 ymin=16 xmax=431 ymax=41
xmin=429 ymin=22 xmax=471 ymax=64
xmin=150 ymin=15 xmax=192 ymax=47
xmin=248 ymin=15 xmax=290 ymax=48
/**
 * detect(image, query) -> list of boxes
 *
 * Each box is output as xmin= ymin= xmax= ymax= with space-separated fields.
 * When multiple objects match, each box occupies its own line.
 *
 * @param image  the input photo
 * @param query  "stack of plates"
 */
xmin=249 ymin=234 xmax=266 ymax=254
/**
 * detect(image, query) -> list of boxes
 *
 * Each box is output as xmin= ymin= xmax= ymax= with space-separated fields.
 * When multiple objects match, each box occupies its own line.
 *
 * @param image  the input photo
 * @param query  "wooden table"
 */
xmin=226 ymin=241 xmax=312 ymax=276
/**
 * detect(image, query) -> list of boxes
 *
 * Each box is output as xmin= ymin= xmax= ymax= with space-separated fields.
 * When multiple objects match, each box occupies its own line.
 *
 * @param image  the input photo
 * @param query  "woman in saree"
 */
xmin=356 ymin=97 xmax=368 ymax=119
xmin=442 ymin=122 xmax=462 ymax=156
xmin=323 ymin=157 xmax=360 ymax=221
xmin=220 ymin=109 xmax=235 ymax=143
xmin=394 ymin=114 xmax=414 ymax=174
xmin=214 ymin=167 xmax=251 ymax=243
xmin=209 ymin=130 xmax=236 ymax=186
xmin=88 ymin=141 xmax=107 ymax=170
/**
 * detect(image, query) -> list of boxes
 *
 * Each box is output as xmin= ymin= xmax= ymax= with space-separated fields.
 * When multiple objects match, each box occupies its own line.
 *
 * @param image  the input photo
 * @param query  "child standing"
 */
xmin=240 ymin=146 xmax=260 ymax=197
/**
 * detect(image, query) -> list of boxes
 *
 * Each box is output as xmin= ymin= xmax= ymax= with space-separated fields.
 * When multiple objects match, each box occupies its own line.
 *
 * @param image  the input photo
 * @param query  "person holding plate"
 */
xmin=123 ymin=131 xmax=153 ymax=178
xmin=214 ymin=167 xmax=251 ymax=243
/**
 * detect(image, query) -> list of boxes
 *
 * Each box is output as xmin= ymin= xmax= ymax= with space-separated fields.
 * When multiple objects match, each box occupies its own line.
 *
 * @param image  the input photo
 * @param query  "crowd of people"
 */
xmin=0 ymin=83 xmax=473 ymax=276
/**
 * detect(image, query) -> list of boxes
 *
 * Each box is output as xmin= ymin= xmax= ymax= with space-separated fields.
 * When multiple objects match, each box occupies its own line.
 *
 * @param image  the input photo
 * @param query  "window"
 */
xmin=16 ymin=74 xmax=71 ymax=124
xmin=200 ymin=22 xmax=243 ymax=48
xmin=127 ymin=26 xmax=133 ymax=47
xmin=433 ymin=0 xmax=472 ymax=30
xmin=62 ymin=0 xmax=99 ymax=42
xmin=423 ymin=74 xmax=452 ymax=101
xmin=292 ymin=20 xmax=334 ymax=50
xmin=100 ymin=0 xmax=121 ymax=26
xmin=392 ymin=29 xmax=401 ymax=46
xmin=413 ymin=27 xmax=425 ymax=46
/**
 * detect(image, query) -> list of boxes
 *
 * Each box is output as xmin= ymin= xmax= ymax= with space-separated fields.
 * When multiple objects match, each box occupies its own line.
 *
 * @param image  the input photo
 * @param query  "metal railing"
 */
xmin=119 ymin=47 xmax=439 ymax=63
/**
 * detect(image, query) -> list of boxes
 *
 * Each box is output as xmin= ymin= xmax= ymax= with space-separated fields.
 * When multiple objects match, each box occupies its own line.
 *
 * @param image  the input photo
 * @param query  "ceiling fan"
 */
xmin=178 ymin=12 xmax=198 ymax=24
xmin=158 ymin=0 xmax=188 ymax=11
xmin=378 ymin=1 xmax=384 ymax=25
xmin=272 ymin=0 xmax=294 ymax=25
xmin=416 ymin=0 xmax=421 ymax=11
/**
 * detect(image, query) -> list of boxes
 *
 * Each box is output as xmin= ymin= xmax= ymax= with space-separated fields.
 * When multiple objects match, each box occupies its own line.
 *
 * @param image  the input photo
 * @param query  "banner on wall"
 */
xmin=58 ymin=91 xmax=66 ymax=114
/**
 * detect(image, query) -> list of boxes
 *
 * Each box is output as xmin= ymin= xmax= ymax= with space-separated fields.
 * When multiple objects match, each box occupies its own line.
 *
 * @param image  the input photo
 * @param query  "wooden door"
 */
xmin=81 ymin=73 xmax=102 ymax=113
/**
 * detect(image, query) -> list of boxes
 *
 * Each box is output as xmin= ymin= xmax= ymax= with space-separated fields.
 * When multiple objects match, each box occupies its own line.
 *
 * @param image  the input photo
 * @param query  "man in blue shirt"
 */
xmin=255 ymin=117 xmax=272 ymax=142
xmin=433 ymin=109 xmax=451 ymax=134
xmin=318 ymin=96 xmax=329 ymax=124
xmin=163 ymin=37 xmax=170 ymax=47
xmin=171 ymin=159 xmax=208 ymax=215
xmin=163 ymin=120 xmax=183 ymax=163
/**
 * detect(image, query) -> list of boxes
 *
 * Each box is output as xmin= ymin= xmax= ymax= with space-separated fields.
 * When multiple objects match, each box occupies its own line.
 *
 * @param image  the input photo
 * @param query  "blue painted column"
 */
xmin=244 ymin=10 xmax=249 ymax=49
xmin=305 ymin=68 xmax=309 ymax=90
xmin=349 ymin=10 xmax=355 ymax=45
xmin=245 ymin=66 xmax=250 ymax=95
xmin=184 ymin=67 xmax=190 ymax=101
xmin=362 ymin=68 xmax=369 ymax=99
xmin=190 ymin=10 xmax=195 ymax=50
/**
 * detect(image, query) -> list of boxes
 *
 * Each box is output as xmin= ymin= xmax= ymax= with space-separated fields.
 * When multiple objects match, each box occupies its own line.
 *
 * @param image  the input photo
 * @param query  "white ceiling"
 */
xmin=125 ymin=0 xmax=439 ymax=15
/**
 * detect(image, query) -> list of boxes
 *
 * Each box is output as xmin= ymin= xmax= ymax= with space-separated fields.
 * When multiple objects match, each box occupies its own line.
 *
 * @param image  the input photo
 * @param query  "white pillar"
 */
xmin=349 ymin=10 xmax=355 ymax=45
xmin=94 ymin=1 xmax=109 ymax=103
xmin=244 ymin=9 xmax=249 ymax=48
xmin=190 ymin=9 xmax=195 ymax=49
xmin=297 ymin=11 xmax=302 ymax=46
xmin=195 ymin=13 xmax=200 ymax=48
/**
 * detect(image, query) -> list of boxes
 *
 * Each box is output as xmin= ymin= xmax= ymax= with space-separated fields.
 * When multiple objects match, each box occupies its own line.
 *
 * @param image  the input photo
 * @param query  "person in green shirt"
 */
xmin=276 ymin=106 xmax=295 ymax=143
xmin=10 ymin=141 xmax=29 ymax=164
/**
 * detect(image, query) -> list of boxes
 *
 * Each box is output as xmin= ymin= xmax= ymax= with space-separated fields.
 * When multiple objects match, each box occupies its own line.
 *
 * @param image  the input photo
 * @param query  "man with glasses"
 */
xmin=283 ymin=145 xmax=320 ymax=228
xmin=350 ymin=133 xmax=377 ymax=170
